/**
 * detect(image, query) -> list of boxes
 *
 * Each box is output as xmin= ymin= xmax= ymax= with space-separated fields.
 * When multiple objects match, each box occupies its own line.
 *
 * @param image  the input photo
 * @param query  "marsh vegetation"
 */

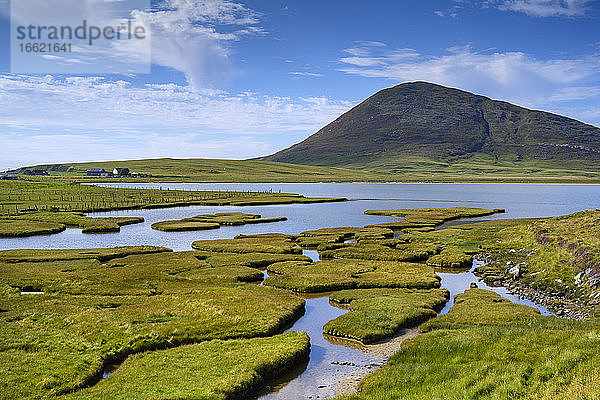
xmin=3 ymin=201 xmax=600 ymax=399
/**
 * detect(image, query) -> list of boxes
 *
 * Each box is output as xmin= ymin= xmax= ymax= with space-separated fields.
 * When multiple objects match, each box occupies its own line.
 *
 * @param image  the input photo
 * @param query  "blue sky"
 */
xmin=1 ymin=0 xmax=600 ymax=170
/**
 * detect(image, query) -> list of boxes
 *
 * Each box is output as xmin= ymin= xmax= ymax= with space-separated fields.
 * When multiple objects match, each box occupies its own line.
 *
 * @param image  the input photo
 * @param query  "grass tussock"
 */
xmin=364 ymin=207 xmax=505 ymax=231
xmin=320 ymin=243 xmax=431 ymax=262
xmin=60 ymin=331 xmax=310 ymax=400
xmin=4 ymin=211 xmax=145 ymax=235
xmin=421 ymin=289 xmax=542 ymax=331
xmin=324 ymin=288 xmax=449 ymax=343
xmin=0 ymin=250 xmax=307 ymax=296
xmin=263 ymin=259 xmax=440 ymax=293
xmin=295 ymin=227 xmax=393 ymax=249
xmin=0 ymin=219 xmax=66 ymax=237
xmin=192 ymin=236 xmax=302 ymax=254
xmin=151 ymin=212 xmax=287 ymax=232
xmin=0 ymin=246 xmax=171 ymax=263
xmin=426 ymin=248 xmax=473 ymax=269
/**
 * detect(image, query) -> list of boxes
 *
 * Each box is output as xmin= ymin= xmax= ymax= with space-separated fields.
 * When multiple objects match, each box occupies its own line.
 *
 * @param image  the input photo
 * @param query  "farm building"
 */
xmin=86 ymin=168 xmax=106 ymax=177
xmin=113 ymin=168 xmax=130 ymax=176
xmin=0 ymin=174 xmax=20 ymax=180
xmin=22 ymin=169 xmax=49 ymax=176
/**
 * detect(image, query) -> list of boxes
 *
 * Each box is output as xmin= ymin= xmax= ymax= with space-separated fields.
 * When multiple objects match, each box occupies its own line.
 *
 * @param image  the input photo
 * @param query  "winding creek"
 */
xmin=2 ymin=183 xmax=599 ymax=398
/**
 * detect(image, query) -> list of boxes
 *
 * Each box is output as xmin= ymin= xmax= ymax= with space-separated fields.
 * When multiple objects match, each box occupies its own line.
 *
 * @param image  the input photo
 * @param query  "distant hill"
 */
xmin=260 ymin=82 xmax=600 ymax=178
xmin=12 ymin=158 xmax=383 ymax=182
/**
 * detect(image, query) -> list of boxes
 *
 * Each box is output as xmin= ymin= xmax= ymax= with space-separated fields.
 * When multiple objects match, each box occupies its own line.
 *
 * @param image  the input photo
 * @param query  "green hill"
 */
xmin=260 ymin=82 xmax=600 ymax=181
xmin=13 ymin=158 xmax=383 ymax=182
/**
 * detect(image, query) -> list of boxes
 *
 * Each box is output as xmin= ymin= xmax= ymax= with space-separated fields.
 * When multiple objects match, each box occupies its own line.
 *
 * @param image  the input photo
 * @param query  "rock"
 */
xmin=575 ymin=272 xmax=584 ymax=286
xmin=507 ymin=263 xmax=522 ymax=279
xmin=470 ymin=282 xmax=478 ymax=289
xmin=588 ymin=274 xmax=600 ymax=289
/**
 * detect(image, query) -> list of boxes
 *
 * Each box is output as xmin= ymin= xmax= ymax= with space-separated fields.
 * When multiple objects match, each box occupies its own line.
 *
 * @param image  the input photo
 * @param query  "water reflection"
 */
xmin=437 ymin=260 xmax=552 ymax=316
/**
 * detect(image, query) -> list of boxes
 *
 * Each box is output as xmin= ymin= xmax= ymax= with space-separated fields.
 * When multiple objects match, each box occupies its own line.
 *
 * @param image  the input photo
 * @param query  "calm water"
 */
xmin=3 ymin=183 xmax=600 ymax=251
xmin=257 ymin=267 xmax=381 ymax=399
xmin=2 ymin=183 xmax=598 ymax=398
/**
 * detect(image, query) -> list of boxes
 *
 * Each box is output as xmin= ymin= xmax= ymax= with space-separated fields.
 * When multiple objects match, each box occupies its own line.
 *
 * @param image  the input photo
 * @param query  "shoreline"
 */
xmin=89 ymin=180 xmax=600 ymax=186
xmin=475 ymin=253 xmax=592 ymax=320
xmin=331 ymin=329 xmax=420 ymax=398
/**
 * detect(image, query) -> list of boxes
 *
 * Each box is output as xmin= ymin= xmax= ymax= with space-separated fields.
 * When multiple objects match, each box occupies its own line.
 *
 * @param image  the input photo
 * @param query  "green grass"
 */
xmin=295 ymin=227 xmax=394 ymax=248
xmin=60 ymin=331 xmax=310 ymax=400
xmin=337 ymin=324 xmax=600 ymax=400
xmin=336 ymin=289 xmax=600 ymax=400
xmin=406 ymin=210 xmax=600 ymax=308
xmin=263 ymin=259 xmax=441 ymax=293
xmin=0 ymin=245 xmax=314 ymax=399
xmin=16 ymin=157 xmax=385 ymax=182
xmin=0 ymin=219 xmax=66 ymax=237
xmin=195 ymin=251 xmax=310 ymax=269
xmin=320 ymin=243 xmax=432 ymax=262
xmin=14 ymin=155 xmax=600 ymax=184
xmin=0 ymin=246 xmax=171 ymax=263
xmin=408 ymin=218 xmax=530 ymax=253
xmin=192 ymin=236 xmax=302 ymax=254
xmin=426 ymin=248 xmax=473 ymax=269
xmin=324 ymin=288 xmax=449 ymax=343
xmin=151 ymin=212 xmax=287 ymax=232
xmin=421 ymin=289 xmax=542 ymax=331
xmin=364 ymin=207 xmax=505 ymax=230
xmin=7 ymin=211 xmax=144 ymax=234
xmin=0 ymin=179 xmax=346 ymax=217
xmin=0 ymin=250 xmax=313 ymax=296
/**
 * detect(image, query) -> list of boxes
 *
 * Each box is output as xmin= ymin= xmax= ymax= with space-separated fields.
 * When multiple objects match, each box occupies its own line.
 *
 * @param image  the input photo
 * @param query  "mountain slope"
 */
xmin=260 ymin=82 xmax=600 ymax=174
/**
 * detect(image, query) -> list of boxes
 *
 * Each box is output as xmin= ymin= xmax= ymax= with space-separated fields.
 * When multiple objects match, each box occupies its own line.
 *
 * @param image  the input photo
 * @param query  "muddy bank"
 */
xmin=332 ymin=329 xmax=419 ymax=397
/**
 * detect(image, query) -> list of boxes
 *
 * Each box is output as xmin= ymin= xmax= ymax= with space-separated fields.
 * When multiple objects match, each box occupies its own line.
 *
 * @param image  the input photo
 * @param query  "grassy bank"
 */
xmin=324 ymin=289 xmax=449 ymax=343
xmin=152 ymin=212 xmax=287 ymax=232
xmin=13 ymin=158 xmax=384 ymax=182
xmin=13 ymin=157 xmax=600 ymax=183
xmin=263 ymin=259 xmax=441 ymax=292
xmin=0 ymin=180 xmax=346 ymax=216
xmin=401 ymin=210 xmax=600 ymax=314
xmin=337 ymin=289 xmax=600 ymax=400
xmin=364 ymin=206 xmax=505 ymax=231
xmin=192 ymin=235 xmax=303 ymax=254
xmin=60 ymin=332 xmax=310 ymax=400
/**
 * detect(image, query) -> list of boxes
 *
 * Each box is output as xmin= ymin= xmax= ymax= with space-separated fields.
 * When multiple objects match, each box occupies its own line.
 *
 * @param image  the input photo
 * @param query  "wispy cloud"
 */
xmin=338 ymin=43 xmax=600 ymax=114
xmin=0 ymin=74 xmax=353 ymax=169
xmin=0 ymin=75 xmax=352 ymax=133
xmin=487 ymin=0 xmax=593 ymax=17
xmin=135 ymin=0 xmax=265 ymax=89
xmin=289 ymin=72 xmax=323 ymax=77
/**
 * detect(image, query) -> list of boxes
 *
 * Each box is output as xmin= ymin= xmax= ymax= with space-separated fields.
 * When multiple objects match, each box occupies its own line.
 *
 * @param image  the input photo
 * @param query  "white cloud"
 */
xmin=338 ymin=43 xmax=600 ymax=112
xmin=488 ymin=0 xmax=593 ymax=17
xmin=135 ymin=0 xmax=265 ymax=89
xmin=549 ymin=86 xmax=600 ymax=101
xmin=289 ymin=72 xmax=323 ymax=77
xmin=0 ymin=74 xmax=353 ymax=169
xmin=6 ymin=0 xmax=266 ymax=86
xmin=0 ymin=75 xmax=351 ymax=133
